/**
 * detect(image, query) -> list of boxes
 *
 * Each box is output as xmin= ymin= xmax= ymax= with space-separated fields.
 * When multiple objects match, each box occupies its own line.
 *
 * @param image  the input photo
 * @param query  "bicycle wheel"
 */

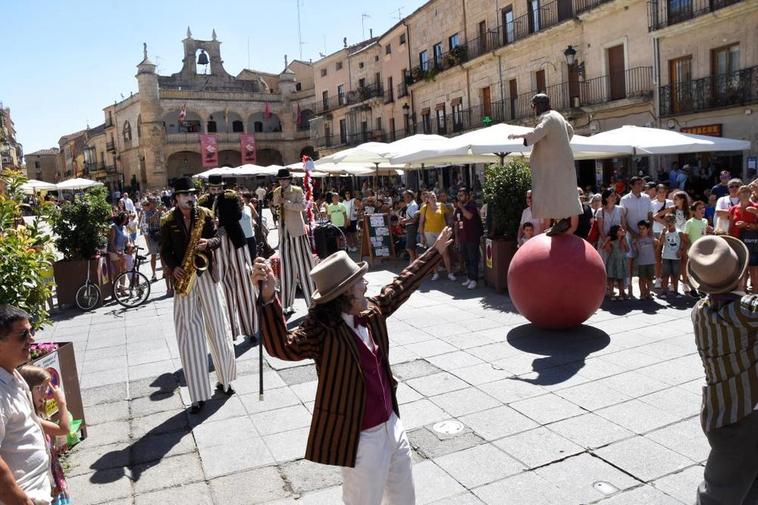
xmin=113 ymin=271 xmax=151 ymax=308
xmin=75 ymin=283 xmax=101 ymax=311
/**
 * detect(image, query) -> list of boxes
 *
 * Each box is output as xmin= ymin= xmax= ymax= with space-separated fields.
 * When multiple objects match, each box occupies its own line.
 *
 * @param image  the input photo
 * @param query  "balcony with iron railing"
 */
xmin=647 ymin=0 xmax=743 ymax=31
xmin=660 ymin=66 xmax=758 ymax=117
xmin=408 ymin=46 xmax=469 ymax=85
xmin=106 ymin=141 xmax=116 ymax=152
xmin=397 ymin=82 xmax=409 ymax=99
xmin=312 ymin=129 xmax=388 ymax=149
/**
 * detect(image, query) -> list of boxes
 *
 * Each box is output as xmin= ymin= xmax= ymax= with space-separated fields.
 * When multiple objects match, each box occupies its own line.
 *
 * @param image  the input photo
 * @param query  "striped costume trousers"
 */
xmin=280 ymin=232 xmax=316 ymax=308
xmin=216 ymin=234 xmax=258 ymax=337
xmin=173 ymin=272 xmax=237 ymax=404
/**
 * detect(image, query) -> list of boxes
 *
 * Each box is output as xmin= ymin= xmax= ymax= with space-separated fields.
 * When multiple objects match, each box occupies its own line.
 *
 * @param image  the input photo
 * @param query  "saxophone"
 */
xmin=175 ymin=206 xmax=209 ymax=296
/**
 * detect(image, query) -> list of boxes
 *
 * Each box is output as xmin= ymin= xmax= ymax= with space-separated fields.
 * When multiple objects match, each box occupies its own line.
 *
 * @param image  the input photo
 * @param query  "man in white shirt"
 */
xmin=620 ymin=177 xmax=653 ymax=297
xmin=121 ymin=192 xmax=136 ymax=214
xmin=0 ymin=305 xmax=52 ymax=505
xmin=714 ymin=178 xmax=742 ymax=234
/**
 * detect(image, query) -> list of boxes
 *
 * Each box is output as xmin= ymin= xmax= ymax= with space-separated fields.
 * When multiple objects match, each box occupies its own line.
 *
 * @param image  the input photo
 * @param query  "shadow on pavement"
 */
xmin=505 ymin=324 xmax=610 ymax=386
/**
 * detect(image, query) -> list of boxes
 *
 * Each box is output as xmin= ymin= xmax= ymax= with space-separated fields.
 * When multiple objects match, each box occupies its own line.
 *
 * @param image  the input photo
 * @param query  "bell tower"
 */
xmin=136 ymin=43 xmax=166 ymax=187
xmin=180 ymin=27 xmax=230 ymax=77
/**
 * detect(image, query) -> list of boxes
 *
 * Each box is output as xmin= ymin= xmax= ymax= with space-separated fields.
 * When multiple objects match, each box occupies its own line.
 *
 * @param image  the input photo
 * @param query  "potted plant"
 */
xmin=0 ymin=170 xmax=57 ymax=325
xmin=50 ymin=185 xmax=113 ymax=307
xmin=482 ymin=158 xmax=532 ymax=292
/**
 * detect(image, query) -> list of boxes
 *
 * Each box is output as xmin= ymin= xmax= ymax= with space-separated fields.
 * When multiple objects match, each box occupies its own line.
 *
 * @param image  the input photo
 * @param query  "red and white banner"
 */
xmin=240 ymin=133 xmax=257 ymax=164
xmin=200 ymin=134 xmax=218 ymax=168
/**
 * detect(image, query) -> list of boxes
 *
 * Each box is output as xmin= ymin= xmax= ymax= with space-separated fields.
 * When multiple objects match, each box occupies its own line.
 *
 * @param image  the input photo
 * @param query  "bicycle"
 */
xmin=112 ymin=246 xmax=151 ymax=308
xmin=75 ymin=255 xmax=102 ymax=311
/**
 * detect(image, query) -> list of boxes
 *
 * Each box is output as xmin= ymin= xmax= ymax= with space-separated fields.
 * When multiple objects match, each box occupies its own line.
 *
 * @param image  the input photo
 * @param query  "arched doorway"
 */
xmin=256 ymin=148 xmax=283 ymax=166
xmin=166 ymin=151 xmax=203 ymax=181
xmin=218 ymin=150 xmax=242 ymax=167
xmin=248 ymin=112 xmax=282 ymax=133
xmin=163 ymin=110 xmax=202 ymax=133
xmin=207 ymin=111 xmax=245 ymax=133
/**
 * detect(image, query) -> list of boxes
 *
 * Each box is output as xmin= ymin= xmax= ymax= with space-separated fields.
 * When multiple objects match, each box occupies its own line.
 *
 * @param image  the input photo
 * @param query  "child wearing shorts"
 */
xmin=634 ymin=220 xmax=658 ymax=299
xmin=658 ymin=214 xmax=684 ymax=297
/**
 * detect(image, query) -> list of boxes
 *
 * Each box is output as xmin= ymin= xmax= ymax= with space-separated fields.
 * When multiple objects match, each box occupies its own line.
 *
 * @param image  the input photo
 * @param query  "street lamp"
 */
xmin=402 ymin=103 xmax=410 ymax=136
xmin=563 ymin=45 xmax=585 ymax=80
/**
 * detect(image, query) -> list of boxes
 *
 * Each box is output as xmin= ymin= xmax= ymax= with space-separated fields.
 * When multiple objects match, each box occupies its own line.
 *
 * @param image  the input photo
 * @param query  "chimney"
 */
xmin=343 ymin=37 xmax=347 ymax=48
xmin=369 ymin=28 xmax=373 ymax=38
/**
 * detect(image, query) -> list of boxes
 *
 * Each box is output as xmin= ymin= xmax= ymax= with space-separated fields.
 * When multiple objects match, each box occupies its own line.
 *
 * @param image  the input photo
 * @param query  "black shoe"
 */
xmin=689 ymin=289 xmax=699 ymax=298
xmin=546 ymin=218 xmax=571 ymax=237
xmin=189 ymin=401 xmax=206 ymax=414
xmin=216 ymin=383 xmax=235 ymax=396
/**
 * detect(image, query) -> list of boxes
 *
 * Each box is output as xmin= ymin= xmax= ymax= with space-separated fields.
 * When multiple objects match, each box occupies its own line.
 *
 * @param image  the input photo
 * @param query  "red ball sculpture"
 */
xmin=507 ymin=233 xmax=606 ymax=329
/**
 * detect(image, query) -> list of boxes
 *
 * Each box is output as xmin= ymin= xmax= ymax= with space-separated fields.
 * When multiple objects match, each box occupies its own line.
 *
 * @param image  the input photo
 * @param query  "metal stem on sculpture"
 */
xmin=256 ymin=195 xmax=265 ymax=401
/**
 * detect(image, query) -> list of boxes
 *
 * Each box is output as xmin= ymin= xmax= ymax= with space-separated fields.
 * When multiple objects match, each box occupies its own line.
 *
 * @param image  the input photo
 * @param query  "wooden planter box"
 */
xmin=53 ymin=257 xmax=112 ymax=308
xmin=484 ymin=237 xmax=517 ymax=293
xmin=31 ymin=342 xmax=87 ymax=442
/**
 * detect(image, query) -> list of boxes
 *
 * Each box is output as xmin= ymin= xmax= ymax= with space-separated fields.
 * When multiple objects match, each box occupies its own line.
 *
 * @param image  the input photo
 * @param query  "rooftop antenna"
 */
xmin=296 ymin=0 xmax=304 ymax=60
xmin=392 ymin=7 xmax=404 ymax=21
xmin=361 ymin=13 xmax=371 ymax=39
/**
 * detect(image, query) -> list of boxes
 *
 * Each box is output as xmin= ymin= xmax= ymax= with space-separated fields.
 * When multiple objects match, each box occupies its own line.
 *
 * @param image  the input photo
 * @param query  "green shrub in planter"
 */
xmin=0 ymin=170 xmax=56 ymax=326
xmin=51 ymin=186 xmax=111 ymax=260
xmin=483 ymin=159 xmax=532 ymax=239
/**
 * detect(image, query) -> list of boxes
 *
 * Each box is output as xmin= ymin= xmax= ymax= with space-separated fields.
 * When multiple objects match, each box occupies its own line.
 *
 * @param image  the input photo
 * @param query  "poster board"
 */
xmin=361 ymin=214 xmax=396 ymax=261
xmin=33 ymin=351 xmax=65 ymax=418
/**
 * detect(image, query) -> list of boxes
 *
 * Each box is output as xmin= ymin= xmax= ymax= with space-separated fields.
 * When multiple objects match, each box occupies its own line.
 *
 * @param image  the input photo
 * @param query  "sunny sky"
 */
xmin=2 ymin=0 xmax=426 ymax=155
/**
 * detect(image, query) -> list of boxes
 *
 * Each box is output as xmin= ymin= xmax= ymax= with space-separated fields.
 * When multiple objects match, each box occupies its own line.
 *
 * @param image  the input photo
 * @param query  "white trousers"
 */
xmin=216 ymin=234 xmax=258 ymax=337
xmin=341 ymin=413 xmax=415 ymax=505
xmin=173 ymin=272 xmax=237 ymax=404
xmin=280 ymin=233 xmax=316 ymax=308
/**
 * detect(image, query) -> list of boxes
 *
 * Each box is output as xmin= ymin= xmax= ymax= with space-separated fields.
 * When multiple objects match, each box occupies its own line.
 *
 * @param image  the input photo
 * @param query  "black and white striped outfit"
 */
xmin=173 ymin=272 xmax=237 ymax=404
xmin=280 ymin=231 xmax=316 ymax=308
xmin=216 ymin=232 xmax=258 ymax=338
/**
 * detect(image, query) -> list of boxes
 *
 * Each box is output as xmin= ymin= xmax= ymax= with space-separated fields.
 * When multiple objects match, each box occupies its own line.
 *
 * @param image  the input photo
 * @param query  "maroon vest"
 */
xmin=351 ymin=329 xmax=393 ymax=430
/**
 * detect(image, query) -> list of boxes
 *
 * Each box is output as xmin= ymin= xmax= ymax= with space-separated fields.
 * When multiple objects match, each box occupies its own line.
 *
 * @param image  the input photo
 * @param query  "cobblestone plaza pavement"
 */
xmin=37 ymin=234 xmax=708 ymax=504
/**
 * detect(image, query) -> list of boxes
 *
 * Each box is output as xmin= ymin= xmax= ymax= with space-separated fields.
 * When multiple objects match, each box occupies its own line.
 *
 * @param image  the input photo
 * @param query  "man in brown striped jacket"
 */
xmin=688 ymin=235 xmax=758 ymax=505
xmin=253 ymin=227 xmax=453 ymax=505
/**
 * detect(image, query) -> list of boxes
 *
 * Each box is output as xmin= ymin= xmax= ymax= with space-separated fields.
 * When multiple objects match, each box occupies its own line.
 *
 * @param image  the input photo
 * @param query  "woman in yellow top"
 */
xmin=419 ymin=191 xmax=456 ymax=281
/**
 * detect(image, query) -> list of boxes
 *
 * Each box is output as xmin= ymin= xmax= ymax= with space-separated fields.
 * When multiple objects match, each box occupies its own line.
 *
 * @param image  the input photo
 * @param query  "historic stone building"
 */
xmin=0 ymin=104 xmax=23 ymax=172
xmin=310 ymin=0 xmax=757 ymax=184
xmin=59 ymin=28 xmax=316 ymax=190
xmin=24 ymin=148 xmax=60 ymax=183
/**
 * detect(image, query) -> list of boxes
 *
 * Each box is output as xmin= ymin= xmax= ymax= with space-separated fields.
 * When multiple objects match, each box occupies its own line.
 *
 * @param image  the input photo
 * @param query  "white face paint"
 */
xmin=176 ymin=193 xmax=196 ymax=210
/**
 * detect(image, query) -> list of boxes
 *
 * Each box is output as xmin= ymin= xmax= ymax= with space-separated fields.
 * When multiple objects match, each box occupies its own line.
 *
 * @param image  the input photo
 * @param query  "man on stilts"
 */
xmin=199 ymin=175 xmax=258 ymax=341
xmin=159 ymin=177 xmax=237 ymax=414
xmin=508 ymin=93 xmax=582 ymax=236
xmin=272 ymin=168 xmax=316 ymax=314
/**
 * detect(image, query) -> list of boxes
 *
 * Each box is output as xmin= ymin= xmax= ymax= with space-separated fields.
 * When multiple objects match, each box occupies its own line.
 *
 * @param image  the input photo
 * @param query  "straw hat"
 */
xmin=310 ymin=251 xmax=368 ymax=304
xmin=687 ymin=235 xmax=748 ymax=294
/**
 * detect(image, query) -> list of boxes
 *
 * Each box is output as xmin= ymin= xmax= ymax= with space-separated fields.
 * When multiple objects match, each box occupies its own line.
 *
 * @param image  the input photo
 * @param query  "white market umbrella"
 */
xmin=284 ymin=163 xmax=329 ymax=178
xmin=193 ymin=166 xmax=234 ymax=179
xmin=231 ymin=164 xmax=279 ymax=177
xmin=576 ymin=125 xmax=751 ymax=155
xmin=314 ymin=161 xmax=405 ymax=176
xmin=56 ymin=178 xmax=104 ymax=190
xmin=21 ymin=179 xmax=58 ymax=193
xmin=319 ymin=134 xmax=450 ymax=166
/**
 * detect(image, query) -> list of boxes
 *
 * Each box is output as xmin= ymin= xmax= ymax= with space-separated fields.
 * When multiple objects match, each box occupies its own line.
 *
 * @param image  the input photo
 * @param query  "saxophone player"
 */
xmin=159 ymin=177 xmax=237 ymax=414
xmin=272 ymin=168 xmax=316 ymax=314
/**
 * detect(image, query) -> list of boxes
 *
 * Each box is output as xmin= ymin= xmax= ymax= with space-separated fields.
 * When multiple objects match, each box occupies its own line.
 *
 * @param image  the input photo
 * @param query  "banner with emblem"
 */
xmin=200 ymin=134 xmax=218 ymax=168
xmin=240 ymin=133 xmax=257 ymax=163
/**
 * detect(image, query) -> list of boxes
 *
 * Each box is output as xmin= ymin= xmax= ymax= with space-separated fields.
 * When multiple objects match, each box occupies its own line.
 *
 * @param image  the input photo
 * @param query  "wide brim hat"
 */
xmin=310 ymin=250 xmax=368 ymax=305
xmin=207 ymin=174 xmax=225 ymax=187
xmin=687 ymin=235 xmax=748 ymax=294
xmin=172 ymin=176 xmax=197 ymax=194
xmin=276 ymin=168 xmax=292 ymax=180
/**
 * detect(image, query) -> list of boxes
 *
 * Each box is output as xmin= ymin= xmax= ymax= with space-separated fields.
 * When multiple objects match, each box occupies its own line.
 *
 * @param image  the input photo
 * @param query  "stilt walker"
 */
xmin=160 ymin=177 xmax=237 ymax=414
xmin=199 ymin=175 xmax=258 ymax=339
xmin=272 ymin=167 xmax=316 ymax=313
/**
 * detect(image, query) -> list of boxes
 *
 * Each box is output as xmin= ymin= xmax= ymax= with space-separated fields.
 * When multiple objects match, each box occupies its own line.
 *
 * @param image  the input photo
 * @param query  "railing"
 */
xmin=397 ymin=82 xmax=409 ymax=99
xmin=660 ymin=66 xmax=758 ymax=116
xmin=576 ymin=66 xmax=653 ymax=106
xmin=312 ymin=129 xmax=394 ymax=149
xmin=104 ymin=165 xmax=116 ymax=174
xmin=311 ymin=84 xmax=385 ymax=114
xmin=648 ymin=0 xmax=742 ymax=30
xmin=408 ymin=46 xmax=469 ymax=84
xmin=106 ymin=141 xmax=116 ymax=152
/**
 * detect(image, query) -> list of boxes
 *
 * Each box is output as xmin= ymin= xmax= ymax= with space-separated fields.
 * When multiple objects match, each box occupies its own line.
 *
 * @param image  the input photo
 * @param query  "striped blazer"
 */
xmin=260 ymin=247 xmax=441 ymax=467
xmin=692 ymin=294 xmax=758 ymax=431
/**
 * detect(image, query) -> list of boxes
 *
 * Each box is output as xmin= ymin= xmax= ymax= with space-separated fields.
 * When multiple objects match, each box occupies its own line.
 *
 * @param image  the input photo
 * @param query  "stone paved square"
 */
xmin=40 ymin=244 xmax=709 ymax=504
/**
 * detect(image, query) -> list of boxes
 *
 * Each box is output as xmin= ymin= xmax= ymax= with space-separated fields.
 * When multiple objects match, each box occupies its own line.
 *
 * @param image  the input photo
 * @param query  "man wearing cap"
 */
xmin=508 ymin=94 xmax=582 ymax=236
xmin=272 ymin=168 xmax=315 ymax=313
xmin=253 ymin=228 xmax=454 ymax=505
xmin=688 ymin=235 xmax=758 ymax=504
xmin=198 ymin=175 xmax=257 ymax=340
xmin=159 ymin=177 xmax=237 ymax=414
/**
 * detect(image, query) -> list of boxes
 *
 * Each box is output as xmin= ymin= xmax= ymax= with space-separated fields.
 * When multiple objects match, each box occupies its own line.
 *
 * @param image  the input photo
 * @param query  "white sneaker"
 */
xmin=431 ymin=272 xmax=440 ymax=281
xmin=461 ymin=279 xmax=471 ymax=286
xmin=654 ymin=278 xmax=661 ymax=289
xmin=448 ymin=273 xmax=457 ymax=281
xmin=467 ymin=280 xmax=477 ymax=289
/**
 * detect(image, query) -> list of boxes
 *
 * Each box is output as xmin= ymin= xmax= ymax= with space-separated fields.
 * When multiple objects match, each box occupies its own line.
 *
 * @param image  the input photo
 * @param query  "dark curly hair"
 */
xmin=309 ymin=292 xmax=355 ymax=326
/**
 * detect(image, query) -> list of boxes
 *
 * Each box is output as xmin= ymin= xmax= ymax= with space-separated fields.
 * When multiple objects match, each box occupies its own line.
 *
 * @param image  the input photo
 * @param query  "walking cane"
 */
xmin=256 ymin=194 xmax=265 ymax=401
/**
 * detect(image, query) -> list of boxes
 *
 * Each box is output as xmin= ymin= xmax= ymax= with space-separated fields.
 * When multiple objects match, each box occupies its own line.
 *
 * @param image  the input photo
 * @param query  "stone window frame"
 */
xmin=320 ymin=68 xmax=327 ymax=77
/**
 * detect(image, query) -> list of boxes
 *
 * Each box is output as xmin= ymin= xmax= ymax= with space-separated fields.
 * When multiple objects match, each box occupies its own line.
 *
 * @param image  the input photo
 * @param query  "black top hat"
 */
xmin=276 ymin=168 xmax=292 ymax=179
xmin=172 ymin=176 xmax=197 ymax=194
xmin=207 ymin=174 xmax=225 ymax=186
xmin=531 ymin=93 xmax=550 ymax=105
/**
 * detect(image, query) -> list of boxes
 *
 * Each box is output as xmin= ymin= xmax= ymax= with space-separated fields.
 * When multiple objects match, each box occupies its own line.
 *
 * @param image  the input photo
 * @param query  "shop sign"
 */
xmin=681 ymin=124 xmax=722 ymax=137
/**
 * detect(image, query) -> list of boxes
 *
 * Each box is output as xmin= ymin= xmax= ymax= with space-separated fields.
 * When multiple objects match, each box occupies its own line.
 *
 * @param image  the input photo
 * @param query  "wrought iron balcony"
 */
xmin=106 ymin=141 xmax=116 ymax=152
xmin=660 ymin=66 xmax=758 ymax=117
xmin=397 ymin=82 xmax=409 ymax=99
xmin=408 ymin=46 xmax=469 ymax=85
xmin=648 ymin=0 xmax=742 ymax=31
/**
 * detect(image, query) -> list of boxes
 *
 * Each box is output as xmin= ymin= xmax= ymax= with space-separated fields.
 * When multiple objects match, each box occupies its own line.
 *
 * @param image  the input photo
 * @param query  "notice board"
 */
xmin=361 ymin=213 xmax=396 ymax=261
